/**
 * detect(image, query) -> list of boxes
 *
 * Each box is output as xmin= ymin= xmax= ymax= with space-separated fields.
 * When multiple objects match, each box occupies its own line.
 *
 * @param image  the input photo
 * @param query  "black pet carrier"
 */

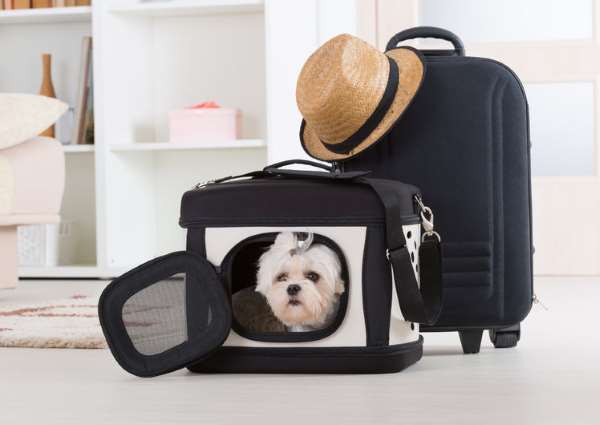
xmin=99 ymin=160 xmax=443 ymax=377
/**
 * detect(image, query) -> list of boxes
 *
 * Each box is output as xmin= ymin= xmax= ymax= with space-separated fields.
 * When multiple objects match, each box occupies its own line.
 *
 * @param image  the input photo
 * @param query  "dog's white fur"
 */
xmin=256 ymin=232 xmax=345 ymax=331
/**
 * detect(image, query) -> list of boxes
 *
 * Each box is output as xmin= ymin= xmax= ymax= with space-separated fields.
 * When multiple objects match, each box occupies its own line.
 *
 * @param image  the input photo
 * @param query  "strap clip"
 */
xmin=414 ymin=195 xmax=442 ymax=243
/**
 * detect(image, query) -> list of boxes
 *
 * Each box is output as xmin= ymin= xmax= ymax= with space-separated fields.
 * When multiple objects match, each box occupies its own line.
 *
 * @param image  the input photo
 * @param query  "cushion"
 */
xmin=0 ymin=137 xmax=64 ymax=226
xmin=0 ymin=154 xmax=12 ymax=216
xmin=0 ymin=94 xmax=68 ymax=150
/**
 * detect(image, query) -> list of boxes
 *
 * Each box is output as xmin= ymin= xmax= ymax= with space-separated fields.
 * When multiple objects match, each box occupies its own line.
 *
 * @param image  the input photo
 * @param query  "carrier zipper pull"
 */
xmin=331 ymin=161 xmax=343 ymax=175
xmin=532 ymin=293 xmax=548 ymax=311
xmin=194 ymin=180 xmax=216 ymax=190
xmin=194 ymin=171 xmax=260 ymax=190
xmin=194 ymin=174 xmax=237 ymax=190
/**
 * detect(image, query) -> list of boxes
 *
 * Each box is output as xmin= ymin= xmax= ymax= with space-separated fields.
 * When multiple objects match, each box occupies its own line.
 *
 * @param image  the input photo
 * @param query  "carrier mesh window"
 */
xmin=122 ymin=275 xmax=198 ymax=356
xmin=227 ymin=232 xmax=349 ymax=340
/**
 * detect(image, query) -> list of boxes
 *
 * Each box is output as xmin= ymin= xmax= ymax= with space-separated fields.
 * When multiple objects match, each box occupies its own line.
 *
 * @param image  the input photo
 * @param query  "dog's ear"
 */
xmin=255 ymin=265 xmax=271 ymax=295
xmin=274 ymin=232 xmax=296 ymax=249
xmin=335 ymin=278 xmax=345 ymax=295
xmin=255 ymin=249 xmax=274 ymax=295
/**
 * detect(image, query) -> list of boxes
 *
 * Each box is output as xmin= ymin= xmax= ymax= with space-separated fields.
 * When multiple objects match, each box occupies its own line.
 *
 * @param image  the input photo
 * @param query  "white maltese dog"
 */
xmin=256 ymin=232 xmax=345 ymax=332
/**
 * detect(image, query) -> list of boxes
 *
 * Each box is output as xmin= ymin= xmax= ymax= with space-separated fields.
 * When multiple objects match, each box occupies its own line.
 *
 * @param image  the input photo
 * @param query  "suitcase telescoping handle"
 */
xmin=386 ymin=26 xmax=465 ymax=56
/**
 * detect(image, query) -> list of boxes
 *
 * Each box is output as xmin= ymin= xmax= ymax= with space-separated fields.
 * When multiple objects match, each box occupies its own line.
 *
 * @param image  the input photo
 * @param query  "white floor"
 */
xmin=0 ymin=277 xmax=598 ymax=425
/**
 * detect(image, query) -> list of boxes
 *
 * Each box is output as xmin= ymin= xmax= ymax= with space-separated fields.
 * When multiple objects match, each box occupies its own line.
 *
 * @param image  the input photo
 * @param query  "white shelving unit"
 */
xmin=63 ymin=144 xmax=95 ymax=153
xmin=3 ymin=0 xmax=369 ymax=279
xmin=108 ymin=0 xmax=263 ymax=16
xmin=110 ymin=139 xmax=265 ymax=152
xmin=18 ymin=265 xmax=119 ymax=279
xmin=0 ymin=6 xmax=91 ymax=24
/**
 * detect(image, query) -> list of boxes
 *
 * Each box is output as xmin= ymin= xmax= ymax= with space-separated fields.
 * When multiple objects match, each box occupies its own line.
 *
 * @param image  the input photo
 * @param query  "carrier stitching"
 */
xmin=181 ymin=218 xmax=406 ymax=227
xmin=216 ymin=337 xmax=423 ymax=357
xmin=361 ymin=228 xmax=371 ymax=346
xmin=182 ymin=215 xmax=417 ymax=221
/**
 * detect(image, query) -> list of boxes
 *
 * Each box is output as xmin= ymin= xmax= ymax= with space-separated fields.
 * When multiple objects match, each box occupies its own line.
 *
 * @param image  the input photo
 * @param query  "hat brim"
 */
xmin=300 ymin=47 xmax=425 ymax=162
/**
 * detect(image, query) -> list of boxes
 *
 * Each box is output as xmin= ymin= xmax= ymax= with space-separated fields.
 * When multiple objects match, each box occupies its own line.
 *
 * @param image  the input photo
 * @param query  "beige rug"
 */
xmin=0 ymin=293 xmax=107 ymax=349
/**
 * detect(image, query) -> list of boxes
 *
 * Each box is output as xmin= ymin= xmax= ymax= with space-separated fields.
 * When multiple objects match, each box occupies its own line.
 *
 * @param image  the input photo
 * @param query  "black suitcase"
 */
xmin=345 ymin=27 xmax=534 ymax=354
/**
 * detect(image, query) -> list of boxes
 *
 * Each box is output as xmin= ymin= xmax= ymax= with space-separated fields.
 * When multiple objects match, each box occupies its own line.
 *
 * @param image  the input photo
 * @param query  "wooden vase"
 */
xmin=39 ymin=53 xmax=57 ymax=138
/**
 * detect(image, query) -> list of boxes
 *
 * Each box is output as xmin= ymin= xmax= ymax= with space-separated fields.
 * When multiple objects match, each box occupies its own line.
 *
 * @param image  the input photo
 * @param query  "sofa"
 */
xmin=0 ymin=94 xmax=67 ymax=288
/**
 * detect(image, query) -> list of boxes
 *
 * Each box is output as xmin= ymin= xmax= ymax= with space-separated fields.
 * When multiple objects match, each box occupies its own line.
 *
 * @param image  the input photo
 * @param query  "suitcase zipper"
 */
xmin=532 ymin=293 xmax=548 ymax=311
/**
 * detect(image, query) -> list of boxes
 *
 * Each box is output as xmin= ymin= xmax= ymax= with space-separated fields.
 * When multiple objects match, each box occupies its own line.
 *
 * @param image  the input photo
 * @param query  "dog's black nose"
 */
xmin=287 ymin=284 xmax=301 ymax=296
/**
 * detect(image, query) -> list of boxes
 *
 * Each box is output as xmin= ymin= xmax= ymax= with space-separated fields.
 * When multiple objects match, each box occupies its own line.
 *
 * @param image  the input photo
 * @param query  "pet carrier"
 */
xmin=99 ymin=160 xmax=443 ymax=376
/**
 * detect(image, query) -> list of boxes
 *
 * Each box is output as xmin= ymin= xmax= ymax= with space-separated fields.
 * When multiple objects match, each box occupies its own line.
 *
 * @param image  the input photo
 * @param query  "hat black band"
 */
xmin=320 ymin=57 xmax=399 ymax=155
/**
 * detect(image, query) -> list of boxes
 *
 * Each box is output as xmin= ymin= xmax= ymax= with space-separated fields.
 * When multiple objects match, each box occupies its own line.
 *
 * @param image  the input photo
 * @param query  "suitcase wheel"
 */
xmin=489 ymin=324 xmax=521 ymax=349
xmin=458 ymin=329 xmax=483 ymax=354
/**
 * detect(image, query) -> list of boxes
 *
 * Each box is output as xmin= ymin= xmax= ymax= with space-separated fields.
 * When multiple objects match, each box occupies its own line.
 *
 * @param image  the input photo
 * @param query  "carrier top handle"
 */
xmin=386 ymin=26 xmax=465 ymax=57
xmin=263 ymin=159 xmax=333 ymax=173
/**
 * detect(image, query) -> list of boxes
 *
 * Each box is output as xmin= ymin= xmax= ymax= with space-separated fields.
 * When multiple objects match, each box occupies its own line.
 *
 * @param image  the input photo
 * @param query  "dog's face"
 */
xmin=256 ymin=233 xmax=345 ymax=329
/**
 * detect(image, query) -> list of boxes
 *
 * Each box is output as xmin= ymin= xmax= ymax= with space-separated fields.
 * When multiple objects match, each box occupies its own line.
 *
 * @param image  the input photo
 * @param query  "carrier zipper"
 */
xmin=181 ymin=216 xmax=393 ymax=228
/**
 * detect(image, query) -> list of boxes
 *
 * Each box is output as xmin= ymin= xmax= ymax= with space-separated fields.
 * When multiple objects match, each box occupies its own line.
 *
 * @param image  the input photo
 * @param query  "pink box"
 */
xmin=168 ymin=105 xmax=241 ymax=144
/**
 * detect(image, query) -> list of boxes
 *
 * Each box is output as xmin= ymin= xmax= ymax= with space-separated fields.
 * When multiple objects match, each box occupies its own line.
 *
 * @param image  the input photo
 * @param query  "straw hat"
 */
xmin=297 ymin=34 xmax=425 ymax=161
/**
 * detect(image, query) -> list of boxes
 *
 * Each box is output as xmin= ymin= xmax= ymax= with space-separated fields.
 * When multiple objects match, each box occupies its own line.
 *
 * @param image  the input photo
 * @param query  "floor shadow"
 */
xmin=423 ymin=346 xmax=465 ymax=356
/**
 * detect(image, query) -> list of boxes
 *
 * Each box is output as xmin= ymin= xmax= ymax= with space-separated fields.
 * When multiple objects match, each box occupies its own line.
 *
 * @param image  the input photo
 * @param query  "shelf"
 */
xmin=110 ymin=139 xmax=266 ymax=152
xmin=63 ymin=144 xmax=95 ymax=153
xmin=18 ymin=265 xmax=120 ymax=279
xmin=0 ymin=6 xmax=91 ymax=25
xmin=108 ymin=0 xmax=263 ymax=17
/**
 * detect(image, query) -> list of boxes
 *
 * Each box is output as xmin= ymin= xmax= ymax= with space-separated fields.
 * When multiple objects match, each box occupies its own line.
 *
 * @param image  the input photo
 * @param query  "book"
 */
xmin=53 ymin=0 xmax=66 ymax=6
xmin=32 ymin=0 xmax=52 ymax=7
xmin=84 ymin=59 xmax=94 ymax=145
xmin=14 ymin=0 xmax=30 ymax=9
xmin=72 ymin=36 xmax=92 ymax=145
xmin=4 ymin=0 xmax=15 ymax=10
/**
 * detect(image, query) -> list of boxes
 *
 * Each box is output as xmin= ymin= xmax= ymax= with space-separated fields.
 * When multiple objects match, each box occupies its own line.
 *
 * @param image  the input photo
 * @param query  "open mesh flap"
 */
xmin=123 ymin=276 xmax=190 ymax=356
xmin=99 ymin=252 xmax=230 ymax=377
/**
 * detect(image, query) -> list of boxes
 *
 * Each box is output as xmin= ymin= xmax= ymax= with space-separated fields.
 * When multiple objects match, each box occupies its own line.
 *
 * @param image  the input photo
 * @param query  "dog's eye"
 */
xmin=305 ymin=271 xmax=320 ymax=282
xmin=275 ymin=273 xmax=288 ymax=282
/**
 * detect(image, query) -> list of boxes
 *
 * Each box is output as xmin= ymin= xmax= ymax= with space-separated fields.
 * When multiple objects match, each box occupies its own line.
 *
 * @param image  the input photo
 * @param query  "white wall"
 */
xmin=265 ymin=0 xmax=364 ymax=163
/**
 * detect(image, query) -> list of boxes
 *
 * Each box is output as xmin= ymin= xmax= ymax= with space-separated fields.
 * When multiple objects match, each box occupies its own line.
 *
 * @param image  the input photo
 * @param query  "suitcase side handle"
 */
xmin=386 ymin=26 xmax=465 ymax=56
